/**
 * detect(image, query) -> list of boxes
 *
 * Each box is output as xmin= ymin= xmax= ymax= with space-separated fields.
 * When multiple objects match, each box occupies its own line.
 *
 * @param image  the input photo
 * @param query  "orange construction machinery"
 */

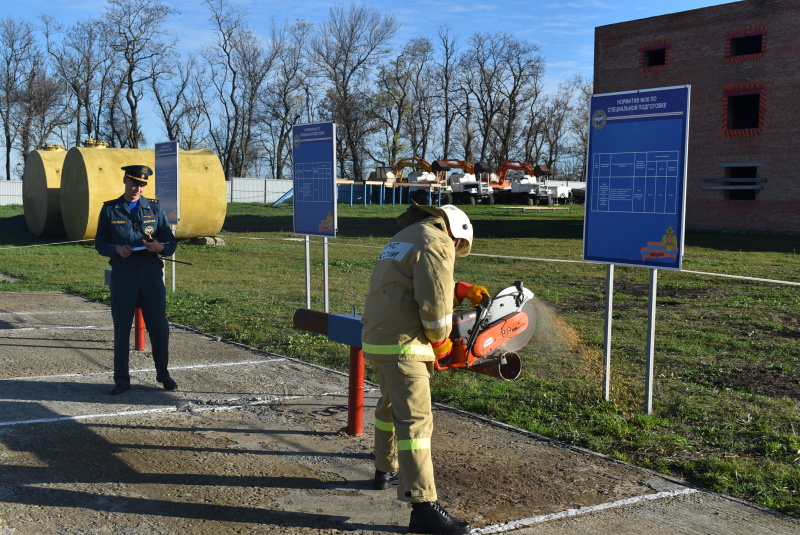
xmin=432 ymin=159 xmax=494 ymax=205
xmin=489 ymin=161 xmax=554 ymax=205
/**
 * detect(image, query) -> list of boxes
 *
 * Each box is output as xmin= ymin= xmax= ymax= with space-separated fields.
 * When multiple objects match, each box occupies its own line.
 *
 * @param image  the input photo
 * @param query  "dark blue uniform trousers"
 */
xmin=110 ymin=264 xmax=170 ymax=386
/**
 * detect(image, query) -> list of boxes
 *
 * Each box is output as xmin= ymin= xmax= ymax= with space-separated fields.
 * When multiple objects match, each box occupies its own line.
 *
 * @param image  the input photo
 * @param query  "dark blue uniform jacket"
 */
xmin=95 ymin=196 xmax=177 ymax=268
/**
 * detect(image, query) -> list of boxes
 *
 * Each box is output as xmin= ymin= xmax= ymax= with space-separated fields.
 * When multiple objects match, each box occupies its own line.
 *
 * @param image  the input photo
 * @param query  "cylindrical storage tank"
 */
xmin=173 ymin=149 xmax=227 ymax=239
xmin=60 ymin=147 xmax=226 ymax=241
xmin=22 ymin=145 xmax=67 ymax=237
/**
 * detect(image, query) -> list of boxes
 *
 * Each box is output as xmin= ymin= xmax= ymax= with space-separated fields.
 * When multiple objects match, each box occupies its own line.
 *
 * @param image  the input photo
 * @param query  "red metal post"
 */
xmin=135 ymin=307 xmax=146 ymax=351
xmin=347 ymin=345 xmax=365 ymax=436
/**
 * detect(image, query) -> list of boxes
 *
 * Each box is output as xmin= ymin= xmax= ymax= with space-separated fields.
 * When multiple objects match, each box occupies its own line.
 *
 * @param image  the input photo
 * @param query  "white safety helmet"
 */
xmin=440 ymin=205 xmax=473 ymax=257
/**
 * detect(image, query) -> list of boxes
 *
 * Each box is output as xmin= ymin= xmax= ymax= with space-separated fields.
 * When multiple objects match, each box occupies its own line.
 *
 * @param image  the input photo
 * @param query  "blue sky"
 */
xmin=4 ymin=0 xmax=733 ymax=88
xmin=2 ymin=0 xmax=732 ymax=148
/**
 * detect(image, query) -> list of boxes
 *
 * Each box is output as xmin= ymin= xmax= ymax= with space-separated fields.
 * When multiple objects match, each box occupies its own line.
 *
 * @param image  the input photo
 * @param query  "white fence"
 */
xmin=0 ymin=178 xmax=294 ymax=207
xmin=227 ymin=178 xmax=293 ymax=204
xmin=0 ymin=181 xmax=22 ymax=206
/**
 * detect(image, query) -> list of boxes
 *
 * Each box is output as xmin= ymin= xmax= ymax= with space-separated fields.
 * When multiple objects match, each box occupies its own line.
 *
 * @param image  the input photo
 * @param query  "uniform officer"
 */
xmin=361 ymin=203 xmax=489 ymax=535
xmin=95 ymin=165 xmax=178 ymax=395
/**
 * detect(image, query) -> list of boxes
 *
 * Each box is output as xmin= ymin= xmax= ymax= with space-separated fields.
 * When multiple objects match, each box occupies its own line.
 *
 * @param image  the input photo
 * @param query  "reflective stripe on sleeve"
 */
xmin=397 ymin=437 xmax=431 ymax=451
xmin=362 ymin=342 xmax=435 ymax=357
xmin=421 ymin=315 xmax=451 ymax=330
xmin=375 ymin=418 xmax=395 ymax=432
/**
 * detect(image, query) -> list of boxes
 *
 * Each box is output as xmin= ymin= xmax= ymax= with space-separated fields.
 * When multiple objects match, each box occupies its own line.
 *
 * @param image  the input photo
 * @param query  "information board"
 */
xmin=583 ymin=86 xmax=690 ymax=270
xmin=155 ymin=141 xmax=180 ymax=226
xmin=293 ymin=122 xmax=337 ymax=237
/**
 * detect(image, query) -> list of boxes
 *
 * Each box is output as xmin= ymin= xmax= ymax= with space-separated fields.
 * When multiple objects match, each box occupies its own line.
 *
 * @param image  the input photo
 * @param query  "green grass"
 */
xmin=2 ymin=202 xmax=799 ymax=517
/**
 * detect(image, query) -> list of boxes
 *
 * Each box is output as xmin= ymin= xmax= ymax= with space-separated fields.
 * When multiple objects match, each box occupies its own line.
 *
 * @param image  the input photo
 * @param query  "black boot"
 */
xmin=156 ymin=375 xmax=177 ymax=391
xmin=409 ymin=501 xmax=470 ymax=534
xmin=373 ymin=469 xmax=398 ymax=490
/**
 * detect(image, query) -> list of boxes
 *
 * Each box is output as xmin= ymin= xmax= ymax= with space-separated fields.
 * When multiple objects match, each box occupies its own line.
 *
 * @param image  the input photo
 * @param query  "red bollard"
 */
xmin=135 ymin=307 xmax=146 ymax=351
xmin=347 ymin=346 xmax=365 ymax=436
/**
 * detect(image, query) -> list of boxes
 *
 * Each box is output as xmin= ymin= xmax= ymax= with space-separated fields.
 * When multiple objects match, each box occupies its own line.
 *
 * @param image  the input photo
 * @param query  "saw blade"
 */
xmin=493 ymin=299 xmax=536 ymax=352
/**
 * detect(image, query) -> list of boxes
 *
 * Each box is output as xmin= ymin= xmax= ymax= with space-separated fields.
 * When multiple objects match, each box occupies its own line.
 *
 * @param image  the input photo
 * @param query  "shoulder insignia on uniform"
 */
xmin=103 ymin=200 xmax=116 ymax=206
xmin=147 ymin=198 xmax=160 ymax=203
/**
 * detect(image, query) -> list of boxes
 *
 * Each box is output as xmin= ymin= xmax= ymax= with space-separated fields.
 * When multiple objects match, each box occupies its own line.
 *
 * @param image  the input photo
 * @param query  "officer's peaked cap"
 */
xmin=122 ymin=165 xmax=153 ymax=185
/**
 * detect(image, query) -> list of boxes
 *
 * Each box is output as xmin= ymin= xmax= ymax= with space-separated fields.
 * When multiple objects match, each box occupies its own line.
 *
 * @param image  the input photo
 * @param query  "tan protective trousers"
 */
xmin=372 ymin=360 xmax=437 ymax=503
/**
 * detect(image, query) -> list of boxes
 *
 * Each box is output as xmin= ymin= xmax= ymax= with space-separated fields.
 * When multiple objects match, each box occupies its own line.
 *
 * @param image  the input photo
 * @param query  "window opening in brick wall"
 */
xmin=726 ymin=26 xmax=766 ymax=63
xmin=639 ymin=40 xmax=670 ymax=71
xmin=644 ymin=48 xmax=666 ymax=67
xmin=730 ymin=34 xmax=762 ymax=56
xmin=722 ymin=82 xmax=765 ymax=137
xmin=728 ymin=94 xmax=760 ymax=129
xmin=724 ymin=166 xmax=758 ymax=201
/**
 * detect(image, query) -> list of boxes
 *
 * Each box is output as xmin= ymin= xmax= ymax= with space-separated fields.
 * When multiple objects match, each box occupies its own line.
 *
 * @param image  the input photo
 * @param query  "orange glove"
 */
xmin=431 ymin=337 xmax=452 ymax=358
xmin=455 ymin=282 xmax=491 ymax=306
xmin=466 ymin=285 xmax=490 ymax=306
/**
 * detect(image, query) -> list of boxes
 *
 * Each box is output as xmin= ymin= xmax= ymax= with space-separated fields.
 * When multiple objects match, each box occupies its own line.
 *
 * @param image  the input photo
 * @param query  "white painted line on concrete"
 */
xmin=471 ymin=488 xmax=700 ymax=534
xmin=2 ymin=358 xmax=286 ymax=382
xmin=0 ymin=407 xmax=178 ymax=427
xmin=0 ymin=310 xmax=107 ymax=317
xmin=0 ymin=389 xmax=366 ymax=428
xmin=2 ymin=325 xmax=113 ymax=332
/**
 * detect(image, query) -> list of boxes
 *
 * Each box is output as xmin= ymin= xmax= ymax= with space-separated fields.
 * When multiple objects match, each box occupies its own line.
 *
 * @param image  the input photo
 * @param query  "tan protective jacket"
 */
xmin=361 ymin=215 xmax=457 ymax=362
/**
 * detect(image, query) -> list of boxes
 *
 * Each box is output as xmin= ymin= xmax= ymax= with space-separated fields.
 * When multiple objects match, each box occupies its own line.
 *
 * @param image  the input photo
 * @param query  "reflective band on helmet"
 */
xmin=375 ymin=418 xmax=395 ymax=432
xmin=397 ymin=437 xmax=431 ymax=451
xmin=362 ymin=342 xmax=435 ymax=357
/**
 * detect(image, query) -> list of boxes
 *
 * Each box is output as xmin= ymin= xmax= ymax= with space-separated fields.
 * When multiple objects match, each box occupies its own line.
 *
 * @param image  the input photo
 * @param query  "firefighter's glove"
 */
xmin=456 ymin=282 xmax=491 ymax=307
xmin=466 ymin=285 xmax=491 ymax=306
xmin=431 ymin=337 xmax=452 ymax=358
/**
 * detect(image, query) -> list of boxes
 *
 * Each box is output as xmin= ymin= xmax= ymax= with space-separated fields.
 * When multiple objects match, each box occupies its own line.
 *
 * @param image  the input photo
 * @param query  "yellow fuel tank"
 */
xmin=60 ymin=147 xmax=226 ymax=241
xmin=22 ymin=145 xmax=67 ymax=237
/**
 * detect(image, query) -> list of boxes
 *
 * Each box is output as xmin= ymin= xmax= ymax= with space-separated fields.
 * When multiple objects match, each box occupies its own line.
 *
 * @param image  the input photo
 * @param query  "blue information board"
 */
xmin=583 ymin=86 xmax=690 ymax=270
xmin=155 ymin=140 xmax=180 ymax=226
xmin=293 ymin=122 xmax=337 ymax=237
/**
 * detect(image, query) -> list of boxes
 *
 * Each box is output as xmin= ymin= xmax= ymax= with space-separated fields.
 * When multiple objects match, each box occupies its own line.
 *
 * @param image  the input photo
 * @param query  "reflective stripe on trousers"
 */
xmin=372 ymin=359 xmax=437 ymax=503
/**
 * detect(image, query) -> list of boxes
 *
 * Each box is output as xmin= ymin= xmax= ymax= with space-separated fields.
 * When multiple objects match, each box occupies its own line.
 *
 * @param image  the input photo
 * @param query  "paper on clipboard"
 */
xmin=131 ymin=242 xmax=169 ymax=251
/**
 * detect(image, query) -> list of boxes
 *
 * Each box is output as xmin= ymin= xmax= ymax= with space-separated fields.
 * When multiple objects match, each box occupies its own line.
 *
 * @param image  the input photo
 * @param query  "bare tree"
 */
xmin=15 ymin=58 xmax=71 ymax=160
xmin=372 ymin=42 xmax=414 ymax=167
xmin=262 ymin=20 xmax=312 ymax=179
xmin=41 ymin=16 xmax=114 ymax=147
xmin=403 ymin=37 xmax=435 ymax=160
xmin=102 ymin=0 xmax=177 ymax=148
xmin=491 ymin=37 xmax=544 ymax=163
xmin=0 ymin=17 xmax=37 ymax=179
xmin=308 ymin=2 xmax=398 ymax=180
xmin=459 ymin=32 xmax=544 ymax=166
xmin=433 ymin=26 xmax=460 ymax=159
xmin=541 ymin=76 xmax=585 ymax=178
xmin=202 ymin=0 xmax=276 ymax=179
xmin=150 ymin=54 xmax=210 ymax=150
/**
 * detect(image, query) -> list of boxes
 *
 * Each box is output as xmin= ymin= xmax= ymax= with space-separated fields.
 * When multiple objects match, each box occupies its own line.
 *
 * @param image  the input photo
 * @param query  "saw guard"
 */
xmin=472 ymin=310 xmax=529 ymax=357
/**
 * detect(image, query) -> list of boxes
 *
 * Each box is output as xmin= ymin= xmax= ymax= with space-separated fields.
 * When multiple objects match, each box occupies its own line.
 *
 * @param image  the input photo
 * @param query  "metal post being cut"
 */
xmin=293 ymin=308 xmax=365 ymax=436
xmin=348 ymin=346 xmax=365 ymax=435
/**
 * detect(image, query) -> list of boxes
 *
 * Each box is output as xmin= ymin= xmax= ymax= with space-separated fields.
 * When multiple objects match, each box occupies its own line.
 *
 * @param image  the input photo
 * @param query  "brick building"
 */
xmin=594 ymin=0 xmax=799 ymax=232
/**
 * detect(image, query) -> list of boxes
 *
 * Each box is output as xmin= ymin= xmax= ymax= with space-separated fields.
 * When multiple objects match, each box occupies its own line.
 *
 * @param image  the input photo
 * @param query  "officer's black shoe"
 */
xmin=156 ymin=376 xmax=178 ymax=391
xmin=373 ymin=470 xmax=398 ymax=490
xmin=409 ymin=501 xmax=470 ymax=535
xmin=109 ymin=384 xmax=131 ymax=396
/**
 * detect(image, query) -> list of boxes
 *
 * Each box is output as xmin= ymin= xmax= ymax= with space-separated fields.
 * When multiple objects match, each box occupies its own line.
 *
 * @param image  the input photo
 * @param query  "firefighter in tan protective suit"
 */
xmin=361 ymin=204 xmax=489 ymax=535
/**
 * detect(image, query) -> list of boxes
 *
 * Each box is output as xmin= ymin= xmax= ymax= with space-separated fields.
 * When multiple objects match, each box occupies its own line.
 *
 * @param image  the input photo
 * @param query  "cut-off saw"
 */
xmin=434 ymin=281 xmax=536 ymax=380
